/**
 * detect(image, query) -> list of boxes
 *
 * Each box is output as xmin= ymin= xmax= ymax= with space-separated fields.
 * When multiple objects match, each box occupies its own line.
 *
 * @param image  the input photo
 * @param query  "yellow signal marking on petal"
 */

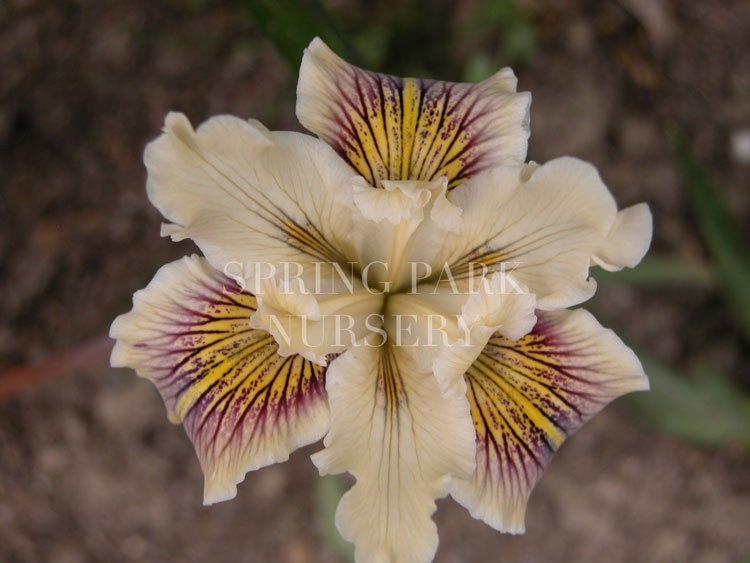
xmin=174 ymin=329 xmax=272 ymax=420
xmin=436 ymin=159 xmax=470 ymax=187
xmin=382 ymin=76 xmax=402 ymax=180
xmin=400 ymin=78 xmax=421 ymax=180
xmin=339 ymin=129 xmax=375 ymax=186
xmin=342 ymin=79 xmax=388 ymax=184
xmin=299 ymin=42 xmax=531 ymax=188
xmin=495 ymin=344 xmax=581 ymax=399
xmin=409 ymin=87 xmax=447 ymax=181
xmin=286 ymin=359 xmax=314 ymax=402
xmin=448 ymin=249 xmax=507 ymax=280
xmin=438 ymin=125 xmax=472 ymax=170
xmin=361 ymin=77 xmax=393 ymax=180
xmin=465 ymin=380 xmax=487 ymax=438
xmin=280 ymin=218 xmax=345 ymax=264
xmin=434 ymin=125 xmax=478 ymax=185
xmin=452 ymin=311 xmax=647 ymax=534
xmin=468 ymin=355 xmax=566 ymax=450
xmin=467 ymin=380 xmax=514 ymax=451
xmin=161 ymin=287 xmax=311 ymax=426
xmin=462 ymin=321 xmax=615 ymax=468
xmin=416 ymin=88 xmax=467 ymax=182
xmin=326 ymin=73 xmax=496 ymax=188
xmin=114 ymin=256 xmax=331 ymax=504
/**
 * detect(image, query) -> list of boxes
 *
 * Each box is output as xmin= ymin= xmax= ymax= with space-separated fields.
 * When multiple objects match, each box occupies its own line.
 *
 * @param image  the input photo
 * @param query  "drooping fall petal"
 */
xmin=406 ymin=157 xmax=652 ymax=310
xmin=451 ymin=308 xmax=648 ymax=533
xmin=297 ymin=38 xmax=531 ymax=189
xmin=145 ymin=112 xmax=367 ymax=275
xmin=312 ymin=338 xmax=476 ymax=563
xmin=110 ymin=256 xmax=329 ymax=504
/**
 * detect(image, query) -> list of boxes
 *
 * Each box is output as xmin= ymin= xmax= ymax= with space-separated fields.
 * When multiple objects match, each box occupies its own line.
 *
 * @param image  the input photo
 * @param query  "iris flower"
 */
xmin=111 ymin=39 xmax=652 ymax=563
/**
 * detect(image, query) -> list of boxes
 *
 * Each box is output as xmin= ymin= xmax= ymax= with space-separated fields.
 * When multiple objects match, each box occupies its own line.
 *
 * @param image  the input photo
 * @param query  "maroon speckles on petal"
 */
xmin=462 ymin=308 xmax=646 ymax=519
xmin=116 ymin=257 xmax=329 ymax=500
xmin=298 ymin=43 xmax=529 ymax=188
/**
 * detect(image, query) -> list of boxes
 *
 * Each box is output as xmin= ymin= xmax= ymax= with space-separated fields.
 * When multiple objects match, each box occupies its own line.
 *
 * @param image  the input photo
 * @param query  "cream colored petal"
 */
xmin=109 ymin=256 xmax=329 ymax=504
xmin=388 ymin=273 xmax=537 ymax=399
xmin=145 ymin=112 xmax=366 ymax=275
xmin=312 ymin=338 xmax=476 ymax=563
xmin=353 ymin=176 xmax=462 ymax=291
xmin=406 ymin=157 xmax=652 ymax=310
xmin=592 ymin=202 xmax=653 ymax=271
xmin=452 ymin=308 xmax=648 ymax=533
xmin=297 ymin=38 xmax=530 ymax=188
xmin=353 ymin=179 xmax=432 ymax=225
xmin=249 ymin=267 xmax=384 ymax=365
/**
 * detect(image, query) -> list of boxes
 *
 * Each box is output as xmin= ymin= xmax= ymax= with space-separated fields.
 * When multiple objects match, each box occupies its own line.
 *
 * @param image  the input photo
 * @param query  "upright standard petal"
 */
xmin=146 ymin=112 xmax=366 ymax=275
xmin=312 ymin=338 xmax=476 ymax=563
xmin=406 ymin=158 xmax=653 ymax=310
xmin=388 ymin=273 xmax=537 ymax=399
xmin=297 ymin=38 xmax=530 ymax=188
xmin=249 ymin=269 xmax=385 ymax=366
xmin=352 ymin=176 xmax=463 ymax=290
xmin=452 ymin=309 xmax=649 ymax=533
xmin=110 ymin=256 xmax=328 ymax=504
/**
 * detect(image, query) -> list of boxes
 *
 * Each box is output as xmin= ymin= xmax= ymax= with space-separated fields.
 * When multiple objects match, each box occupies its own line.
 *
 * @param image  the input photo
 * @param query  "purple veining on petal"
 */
xmin=317 ymin=58 xmax=522 ymax=188
xmin=127 ymin=264 xmax=327 ymax=473
xmin=464 ymin=309 xmax=644 ymax=509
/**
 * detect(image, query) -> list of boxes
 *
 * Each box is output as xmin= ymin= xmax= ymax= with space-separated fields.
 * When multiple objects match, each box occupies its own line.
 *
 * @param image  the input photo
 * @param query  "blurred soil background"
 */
xmin=1 ymin=0 xmax=750 ymax=562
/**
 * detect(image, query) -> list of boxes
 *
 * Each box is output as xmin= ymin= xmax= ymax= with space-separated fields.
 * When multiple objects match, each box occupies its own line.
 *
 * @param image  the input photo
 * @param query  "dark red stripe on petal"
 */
xmin=110 ymin=256 xmax=329 ymax=503
xmin=297 ymin=39 xmax=530 ymax=188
